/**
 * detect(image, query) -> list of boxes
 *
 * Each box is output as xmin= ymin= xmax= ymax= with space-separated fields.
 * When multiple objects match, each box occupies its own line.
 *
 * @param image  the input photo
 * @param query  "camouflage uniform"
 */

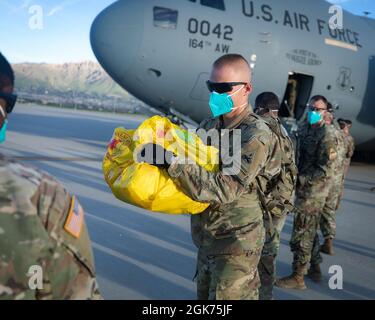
xmin=257 ymin=115 xmax=297 ymax=300
xmin=337 ymin=133 xmax=355 ymax=207
xmin=310 ymin=122 xmax=346 ymax=264
xmin=168 ymin=107 xmax=279 ymax=300
xmin=287 ymin=79 xmax=298 ymax=116
xmin=259 ymin=214 xmax=287 ymax=299
xmin=316 ymin=122 xmax=346 ymax=245
xmin=289 ymin=121 xmax=337 ymax=273
xmin=0 ymin=155 xmax=101 ymax=300
xmin=343 ymin=133 xmax=355 ymax=175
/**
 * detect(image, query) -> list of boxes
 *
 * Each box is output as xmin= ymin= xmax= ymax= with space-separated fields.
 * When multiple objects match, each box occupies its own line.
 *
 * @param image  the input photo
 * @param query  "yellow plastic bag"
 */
xmin=102 ymin=116 xmax=219 ymax=214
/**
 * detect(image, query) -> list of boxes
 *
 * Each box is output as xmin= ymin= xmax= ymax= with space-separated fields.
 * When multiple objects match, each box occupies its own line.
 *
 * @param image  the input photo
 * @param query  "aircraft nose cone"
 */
xmin=90 ymin=1 xmax=143 ymax=79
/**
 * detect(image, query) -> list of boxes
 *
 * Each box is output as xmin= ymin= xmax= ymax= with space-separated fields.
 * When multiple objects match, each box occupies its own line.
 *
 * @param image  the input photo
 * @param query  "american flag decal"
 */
xmin=64 ymin=196 xmax=84 ymax=238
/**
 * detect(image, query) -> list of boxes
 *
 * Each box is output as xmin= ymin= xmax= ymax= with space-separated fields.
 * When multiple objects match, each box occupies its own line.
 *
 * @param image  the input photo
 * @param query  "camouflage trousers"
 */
xmin=310 ymin=233 xmax=323 ymax=266
xmin=309 ymin=182 xmax=342 ymax=265
xmin=258 ymin=214 xmax=287 ymax=300
xmin=319 ymin=179 xmax=342 ymax=240
xmin=196 ymin=223 xmax=265 ymax=300
xmin=290 ymin=181 xmax=330 ymax=273
xmin=336 ymin=166 xmax=349 ymax=212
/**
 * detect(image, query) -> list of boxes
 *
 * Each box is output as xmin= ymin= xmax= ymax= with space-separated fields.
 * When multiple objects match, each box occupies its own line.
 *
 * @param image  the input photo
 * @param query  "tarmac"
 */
xmin=3 ymin=103 xmax=375 ymax=300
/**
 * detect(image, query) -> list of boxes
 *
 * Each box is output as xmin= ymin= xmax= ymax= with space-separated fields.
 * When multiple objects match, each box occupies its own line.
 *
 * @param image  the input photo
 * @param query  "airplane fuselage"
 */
xmin=91 ymin=0 xmax=375 ymax=151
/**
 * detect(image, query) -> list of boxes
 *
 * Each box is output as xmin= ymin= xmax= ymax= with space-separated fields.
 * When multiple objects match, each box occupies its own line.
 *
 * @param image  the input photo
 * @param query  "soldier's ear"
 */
xmin=246 ymin=83 xmax=253 ymax=95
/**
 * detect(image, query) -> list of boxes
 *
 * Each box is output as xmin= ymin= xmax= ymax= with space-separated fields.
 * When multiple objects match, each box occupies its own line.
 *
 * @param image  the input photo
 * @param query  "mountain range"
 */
xmin=13 ymin=61 xmax=130 ymax=99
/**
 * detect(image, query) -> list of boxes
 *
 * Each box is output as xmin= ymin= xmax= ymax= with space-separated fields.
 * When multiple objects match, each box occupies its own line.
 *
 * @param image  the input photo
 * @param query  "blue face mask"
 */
xmin=307 ymin=110 xmax=322 ymax=125
xmin=209 ymin=85 xmax=244 ymax=117
xmin=0 ymin=120 xmax=8 ymax=143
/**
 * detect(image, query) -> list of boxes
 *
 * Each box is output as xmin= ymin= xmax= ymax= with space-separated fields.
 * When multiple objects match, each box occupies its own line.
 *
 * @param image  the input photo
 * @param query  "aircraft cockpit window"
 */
xmin=201 ymin=0 xmax=225 ymax=11
xmin=187 ymin=0 xmax=225 ymax=11
xmin=153 ymin=7 xmax=178 ymax=29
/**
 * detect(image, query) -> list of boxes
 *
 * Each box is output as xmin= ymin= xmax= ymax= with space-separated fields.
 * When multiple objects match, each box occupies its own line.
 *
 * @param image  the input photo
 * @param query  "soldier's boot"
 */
xmin=320 ymin=238 xmax=334 ymax=255
xmin=307 ymin=264 xmax=322 ymax=283
xmin=275 ymin=268 xmax=307 ymax=290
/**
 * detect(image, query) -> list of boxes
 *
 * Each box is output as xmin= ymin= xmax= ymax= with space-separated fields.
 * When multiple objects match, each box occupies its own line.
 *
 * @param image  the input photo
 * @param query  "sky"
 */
xmin=327 ymin=0 xmax=375 ymax=16
xmin=0 ymin=0 xmax=374 ymax=64
xmin=0 ymin=0 xmax=116 ymax=63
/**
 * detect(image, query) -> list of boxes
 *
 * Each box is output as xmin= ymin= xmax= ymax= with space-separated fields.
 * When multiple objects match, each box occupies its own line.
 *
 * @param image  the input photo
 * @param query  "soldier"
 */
xmin=335 ymin=119 xmax=355 ymax=210
xmin=276 ymin=95 xmax=337 ymax=290
xmin=286 ymin=78 xmax=298 ymax=117
xmin=254 ymin=92 xmax=297 ymax=300
xmin=307 ymin=107 xmax=346 ymax=281
xmin=339 ymin=119 xmax=355 ymax=176
xmin=0 ymin=52 xmax=101 ymax=300
xmin=143 ymin=54 xmax=279 ymax=299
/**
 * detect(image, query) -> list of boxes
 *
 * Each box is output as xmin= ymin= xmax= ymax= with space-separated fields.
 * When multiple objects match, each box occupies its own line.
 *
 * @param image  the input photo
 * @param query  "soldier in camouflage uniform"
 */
xmin=276 ymin=95 xmax=337 ymax=290
xmin=144 ymin=54 xmax=280 ymax=300
xmin=254 ymin=92 xmax=297 ymax=300
xmin=320 ymin=111 xmax=347 ymax=255
xmin=336 ymin=119 xmax=355 ymax=207
xmin=341 ymin=120 xmax=355 ymax=175
xmin=0 ymin=52 xmax=101 ymax=300
xmin=307 ymin=109 xmax=346 ymax=281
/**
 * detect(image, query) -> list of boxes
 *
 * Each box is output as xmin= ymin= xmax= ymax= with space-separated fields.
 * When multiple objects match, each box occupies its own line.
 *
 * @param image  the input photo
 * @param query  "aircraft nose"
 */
xmin=90 ymin=1 xmax=143 ymax=77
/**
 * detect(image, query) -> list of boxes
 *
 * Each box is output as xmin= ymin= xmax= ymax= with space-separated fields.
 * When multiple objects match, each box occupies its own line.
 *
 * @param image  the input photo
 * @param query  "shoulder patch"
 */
xmin=240 ymin=117 xmax=270 ymax=145
xmin=255 ymin=120 xmax=273 ymax=143
xmin=257 ymin=132 xmax=270 ymax=146
xmin=64 ymin=196 xmax=84 ymax=239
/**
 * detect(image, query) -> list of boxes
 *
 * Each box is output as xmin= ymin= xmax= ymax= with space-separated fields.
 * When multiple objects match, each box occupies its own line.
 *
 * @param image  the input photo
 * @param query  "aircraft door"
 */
xmin=280 ymin=72 xmax=314 ymax=121
xmin=357 ymin=56 xmax=375 ymax=127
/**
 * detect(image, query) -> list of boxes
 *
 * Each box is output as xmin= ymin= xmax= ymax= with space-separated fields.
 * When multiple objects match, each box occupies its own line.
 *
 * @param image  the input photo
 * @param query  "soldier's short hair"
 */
xmin=327 ymin=102 xmax=334 ymax=114
xmin=0 ymin=52 xmax=14 ymax=90
xmin=255 ymin=92 xmax=280 ymax=110
xmin=345 ymin=119 xmax=353 ymax=126
xmin=337 ymin=118 xmax=345 ymax=124
xmin=213 ymin=54 xmax=250 ymax=69
xmin=310 ymin=95 xmax=328 ymax=107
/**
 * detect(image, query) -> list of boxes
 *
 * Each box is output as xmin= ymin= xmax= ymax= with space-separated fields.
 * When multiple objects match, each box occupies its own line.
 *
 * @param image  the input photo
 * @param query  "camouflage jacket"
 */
xmin=332 ymin=122 xmax=347 ymax=181
xmin=168 ymin=107 xmax=279 ymax=255
xmin=280 ymin=117 xmax=299 ymax=159
xmin=0 ymin=155 xmax=101 ymax=300
xmin=296 ymin=121 xmax=338 ymax=187
xmin=257 ymin=114 xmax=297 ymax=217
xmin=344 ymin=133 xmax=355 ymax=161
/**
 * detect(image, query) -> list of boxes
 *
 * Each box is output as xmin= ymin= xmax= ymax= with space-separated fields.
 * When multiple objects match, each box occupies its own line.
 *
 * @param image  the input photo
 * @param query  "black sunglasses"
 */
xmin=206 ymin=81 xmax=247 ymax=94
xmin=0 ymin=92 xmax=17 ymax=114
xmin=308 ymin=105 xmax=326 ymax=112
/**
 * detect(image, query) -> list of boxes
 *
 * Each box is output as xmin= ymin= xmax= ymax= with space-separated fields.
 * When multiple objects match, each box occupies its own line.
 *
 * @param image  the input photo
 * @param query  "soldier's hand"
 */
xmin=137 ymin=143 xmax=175 ymax=169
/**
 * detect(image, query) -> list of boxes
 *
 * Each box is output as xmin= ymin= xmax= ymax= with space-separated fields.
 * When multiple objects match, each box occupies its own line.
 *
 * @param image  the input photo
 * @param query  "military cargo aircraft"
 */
xmin=90 ymin=0 xmax=375 ymax=152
